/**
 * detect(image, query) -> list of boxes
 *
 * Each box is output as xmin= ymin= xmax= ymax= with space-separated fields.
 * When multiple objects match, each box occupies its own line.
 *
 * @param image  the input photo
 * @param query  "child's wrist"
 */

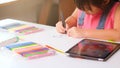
xmin=81 ymin=29 xmax=87 ymax=38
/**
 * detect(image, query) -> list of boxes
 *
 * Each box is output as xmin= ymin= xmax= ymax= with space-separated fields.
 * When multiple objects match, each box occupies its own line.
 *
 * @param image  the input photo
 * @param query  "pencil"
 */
xmin=59 ymin=9 xmax=67 ymax=33
xmin=60 ymin=10 xmax=66 ymax=28
xmin=46 ymin=45 xmax=65 ymax=54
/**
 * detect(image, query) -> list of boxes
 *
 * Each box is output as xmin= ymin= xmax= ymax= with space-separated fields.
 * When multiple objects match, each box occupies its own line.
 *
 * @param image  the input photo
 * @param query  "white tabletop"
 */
xmin=0 ymin=19 xmax=120 ymax=68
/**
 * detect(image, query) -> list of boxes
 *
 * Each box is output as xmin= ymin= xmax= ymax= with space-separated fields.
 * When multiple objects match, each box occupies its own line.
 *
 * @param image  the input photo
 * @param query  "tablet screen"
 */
xmin=66 ymin=39 xmax=120 ymax=61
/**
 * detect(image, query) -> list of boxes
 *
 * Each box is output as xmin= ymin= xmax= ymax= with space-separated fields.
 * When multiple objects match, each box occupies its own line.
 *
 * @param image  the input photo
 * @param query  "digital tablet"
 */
xmin=66 ymin=39 xmax=120 ymax=61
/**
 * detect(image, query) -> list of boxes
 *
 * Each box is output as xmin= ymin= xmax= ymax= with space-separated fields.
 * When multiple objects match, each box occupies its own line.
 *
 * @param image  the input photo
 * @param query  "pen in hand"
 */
xmin=59 ymin=10 xmax=67 ymax=33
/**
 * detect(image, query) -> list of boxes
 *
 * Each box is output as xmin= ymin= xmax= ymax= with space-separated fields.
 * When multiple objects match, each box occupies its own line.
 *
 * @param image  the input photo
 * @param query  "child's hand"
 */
xmin=56 ymin=21 xmax=66 ymax=34
xmin=67 ymin=27 xmax=86 ymax=38
xmin=56 ymin=15 xmax=77 ymax=34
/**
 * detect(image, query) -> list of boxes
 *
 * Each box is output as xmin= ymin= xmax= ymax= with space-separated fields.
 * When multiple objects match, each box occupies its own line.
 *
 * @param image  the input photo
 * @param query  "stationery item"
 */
xmin=27 ymin=50 xmax=55 ymax=59
xmin=14 ymin=26 xmax=43 ymax=35
xmin=1 ymin=23 xmax=24 ymax=29
xmin=0 ymin=21 xmax=43 ymax=35
xmin=5 ymin=42 xmax=55 ymax=59
xmin=59 ymin=9 xmax=66 ymax=33
xmin=6 ymin=42 xmax=36 ymax=49
xmin=46 ymin=45 xmax=65 ymax=54
xmin=8 ymin=25 xmax=30 ymax=31
xmin=14 ymin=45 xmax=44 ymax=54
xmin=0 ymin=22 xmax=22 ymax=29
xmin=66 ymin=39 xmax=120 ymax=61
xmin=0 ymin=31 xmax=19 ymax=47
xmin=60 ymin=10 xmax=66 ymax=28
xmin=20 ymin=47 xmax=49 ymax=56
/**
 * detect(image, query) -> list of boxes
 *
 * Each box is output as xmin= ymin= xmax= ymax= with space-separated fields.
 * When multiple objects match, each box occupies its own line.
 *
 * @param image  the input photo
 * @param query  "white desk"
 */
xmin=0 ymin=19 xmax=120 ymax=68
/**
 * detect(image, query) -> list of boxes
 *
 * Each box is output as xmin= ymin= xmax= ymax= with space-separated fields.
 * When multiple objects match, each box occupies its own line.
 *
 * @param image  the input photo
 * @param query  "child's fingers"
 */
xmin=56 ymin=21 xmax=66 ymax=33
xmin=66 ymin=24 xmax=70 ymax=31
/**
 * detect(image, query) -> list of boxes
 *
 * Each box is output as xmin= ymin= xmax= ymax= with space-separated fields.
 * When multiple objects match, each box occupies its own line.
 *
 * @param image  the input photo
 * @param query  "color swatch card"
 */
xmin=0 ymin=22 xmax=43 ymax=35
xmin=9 ymin=25 xmax=43 ymax=35
xmin=5 ymin=42 xmax=55 ymax=59
xmin=0 ymin=21 xmax=22 ymax=29
xmin=1 ymin=23 xmax=24 ymax=29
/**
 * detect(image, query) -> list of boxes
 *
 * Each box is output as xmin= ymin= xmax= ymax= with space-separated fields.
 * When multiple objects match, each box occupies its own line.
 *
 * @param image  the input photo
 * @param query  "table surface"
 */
xmin=0 ymin=19 xmax=120 ymax=68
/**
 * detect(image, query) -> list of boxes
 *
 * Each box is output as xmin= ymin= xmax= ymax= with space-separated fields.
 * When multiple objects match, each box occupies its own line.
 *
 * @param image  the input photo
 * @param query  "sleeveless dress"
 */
xmin=77 ymin=2 xmax=120 ymax=29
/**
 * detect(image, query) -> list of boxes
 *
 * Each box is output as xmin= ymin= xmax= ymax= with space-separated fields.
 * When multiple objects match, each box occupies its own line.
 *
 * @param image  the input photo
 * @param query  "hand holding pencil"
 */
xmin=56 ymin=21 xmax=67 ymax=34
xmin=56 ymin=9 xmax=67 ymax=34
xmin=56 ymin=8 xmax=75 ymax=34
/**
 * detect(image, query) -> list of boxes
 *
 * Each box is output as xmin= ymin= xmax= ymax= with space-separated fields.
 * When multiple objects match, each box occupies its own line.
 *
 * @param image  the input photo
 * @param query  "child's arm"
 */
xmin=65 ymin=8 xmax=79 ymax=29
xmin=91 ymin=4 xmax=120 ymax=41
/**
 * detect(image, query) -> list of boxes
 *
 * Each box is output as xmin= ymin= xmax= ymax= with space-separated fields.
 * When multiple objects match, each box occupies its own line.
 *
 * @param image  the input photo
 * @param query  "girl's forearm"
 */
xmin=83 ymin=29 xmax=120 ymax=41
xmin=65 ymin=8 xmax=78 ymax=28
xmin=65 ymin=16 xmax=77 ymax=27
